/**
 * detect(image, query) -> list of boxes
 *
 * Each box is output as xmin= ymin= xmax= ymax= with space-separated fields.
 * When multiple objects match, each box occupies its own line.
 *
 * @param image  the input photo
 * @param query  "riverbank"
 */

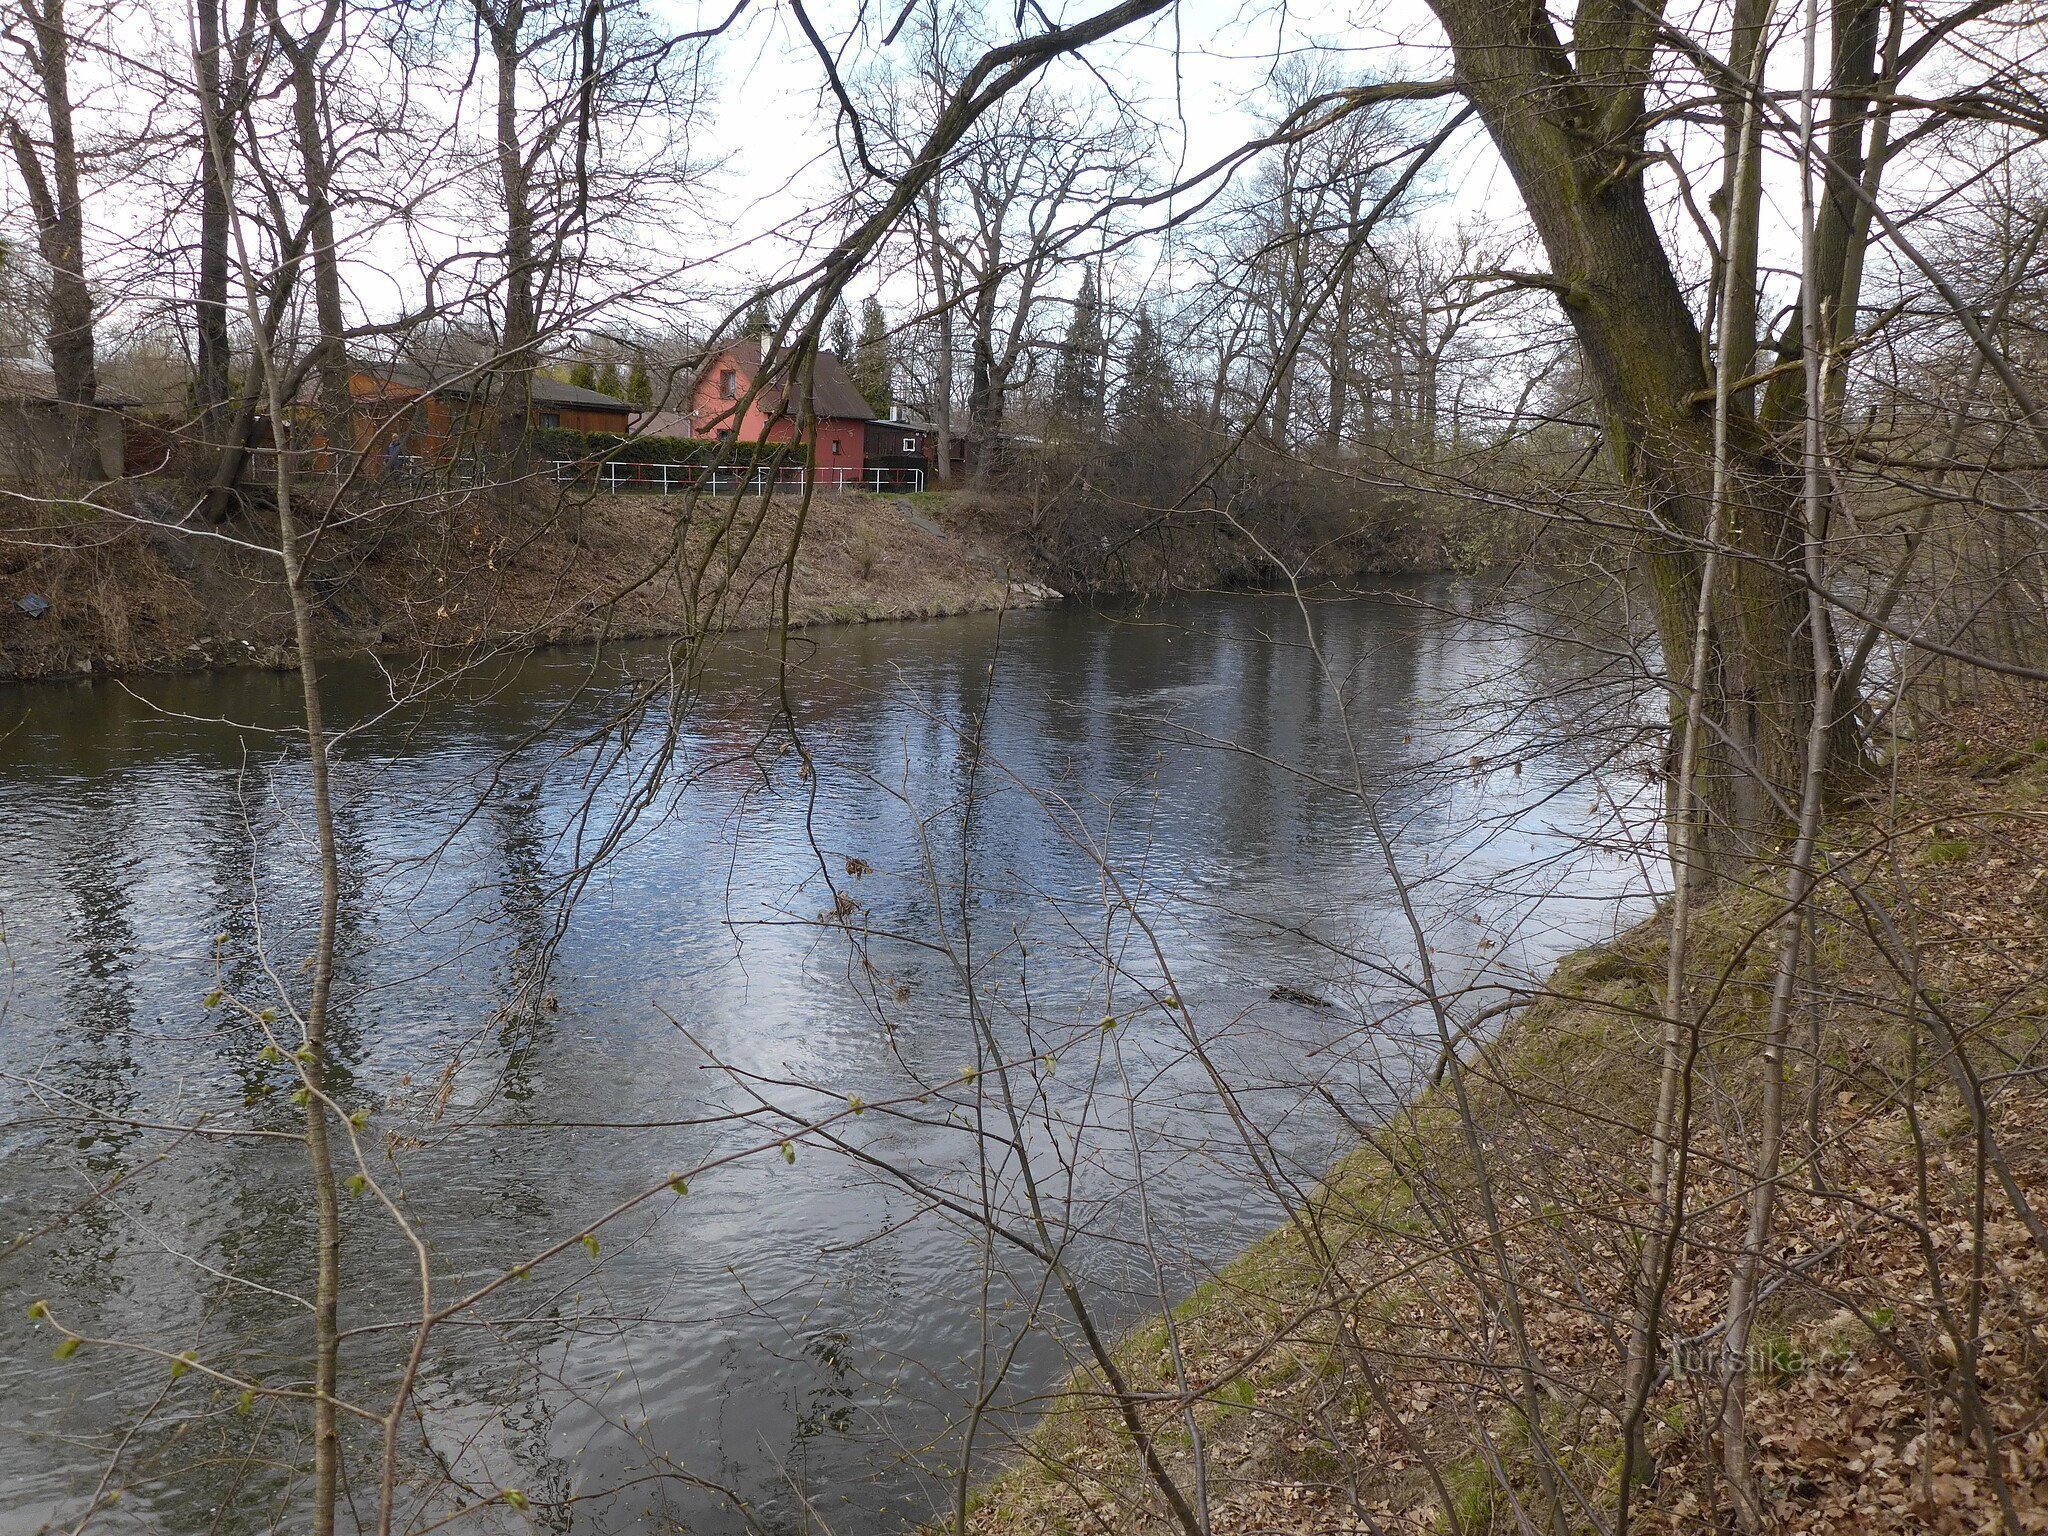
xmin=0 ymin=480 xmax=1449 ymax=682
xmin=0 ymin=483 xmax=1050 ymax=681
xmin=966 ymin=693 xmax=2048 ymax=1535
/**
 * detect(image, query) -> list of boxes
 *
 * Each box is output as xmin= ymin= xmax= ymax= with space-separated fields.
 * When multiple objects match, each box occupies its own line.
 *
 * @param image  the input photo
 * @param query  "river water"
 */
xmin=0 ymin=587 xmax=1652 ymax=1535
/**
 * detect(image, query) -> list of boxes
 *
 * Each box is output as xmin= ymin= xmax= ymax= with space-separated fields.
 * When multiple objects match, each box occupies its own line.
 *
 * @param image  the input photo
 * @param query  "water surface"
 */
xmin=0 ymin=588 xmax=1650 ymax=1534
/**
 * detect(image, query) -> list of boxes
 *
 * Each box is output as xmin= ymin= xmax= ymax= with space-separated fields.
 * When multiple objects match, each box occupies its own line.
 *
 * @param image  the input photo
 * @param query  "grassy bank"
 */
xmin=0 ymin=483 xmax=1040 ymax=681
xmin=965 ymin=694 xmax=2048 ymax=1535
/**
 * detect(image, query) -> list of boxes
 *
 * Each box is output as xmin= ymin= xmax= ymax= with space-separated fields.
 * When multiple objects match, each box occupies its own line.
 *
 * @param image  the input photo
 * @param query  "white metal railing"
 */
xmin=548 ymin=462 xmax=924 ymax=495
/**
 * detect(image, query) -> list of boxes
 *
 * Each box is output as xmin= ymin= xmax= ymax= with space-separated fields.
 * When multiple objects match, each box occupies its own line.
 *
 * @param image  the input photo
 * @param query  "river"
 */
xmin=0 ymin=586 xmax=1652 ymax=1535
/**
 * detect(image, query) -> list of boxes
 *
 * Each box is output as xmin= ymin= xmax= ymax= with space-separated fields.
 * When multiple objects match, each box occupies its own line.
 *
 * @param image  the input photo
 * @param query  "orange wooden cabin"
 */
xmin=346 ymin=364 xmax=633 ymax=466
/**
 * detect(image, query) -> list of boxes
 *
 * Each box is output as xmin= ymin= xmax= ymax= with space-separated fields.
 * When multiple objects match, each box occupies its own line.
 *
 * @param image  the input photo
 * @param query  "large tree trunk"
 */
xmin=491 ymin=7 xmax=537 ymax=471
xmin=1324 ymin=184 xmax=1363 ymax=453
xmin=966 ymin=260 xmax=1001 ymax=488
xmin=1423 ymin=0 xmax=1850 ymax=879
xmin=265 ymin=0 xmax=351 ymax=463
xmin=7 ymin=0 xmax=101 ymax=479
xmin=921 ymin=188 xmax=955 ymax=482
xmin=192 ymin=0 xmax=237 ymax=465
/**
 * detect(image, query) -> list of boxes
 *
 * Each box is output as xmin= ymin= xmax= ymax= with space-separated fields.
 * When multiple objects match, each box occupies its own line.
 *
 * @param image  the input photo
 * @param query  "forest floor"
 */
xmin=965 ymin=692 xmax=2048 ymax=1535
xmin=0 ymin=480 xmax=1046 ymax=681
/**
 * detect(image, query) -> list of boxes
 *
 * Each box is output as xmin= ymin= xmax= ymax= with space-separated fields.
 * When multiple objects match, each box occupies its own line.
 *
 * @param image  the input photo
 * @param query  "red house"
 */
xmin=689 ymin=339 xmax=876 ymax=485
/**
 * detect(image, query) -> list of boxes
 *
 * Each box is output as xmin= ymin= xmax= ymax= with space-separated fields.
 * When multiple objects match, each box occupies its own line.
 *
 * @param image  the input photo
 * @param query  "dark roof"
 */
xmin=711 ymin=338 xmax=877 ymax=422
xmin=365 ymin=360 xmax=631 ymax=411
xmin=0 ymin=359 xmax=140 ymax=408
xmin=530 ymin=375 xmax=634 ymax=410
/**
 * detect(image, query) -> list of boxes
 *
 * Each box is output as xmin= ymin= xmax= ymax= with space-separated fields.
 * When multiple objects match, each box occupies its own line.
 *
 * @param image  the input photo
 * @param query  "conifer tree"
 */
xmin=1051 ymin=270 xmax=1104 ymax=433
xmin=1112 ymin=307 xmax=1170 ymax=440
xmin=851 ymin=297 xmax=892 ymax=414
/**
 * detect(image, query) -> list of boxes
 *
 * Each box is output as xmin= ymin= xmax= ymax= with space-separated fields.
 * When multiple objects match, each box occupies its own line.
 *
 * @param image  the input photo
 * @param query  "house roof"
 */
xmin=531 ymin=376 xmax=634 ymax=410
xmin=0 ymin=358 xmax=140 ymax=408
xmin=361 ymin=360 xmax=631 ymax=411
xmin=707 ymin=338 xmax=877 ymax=422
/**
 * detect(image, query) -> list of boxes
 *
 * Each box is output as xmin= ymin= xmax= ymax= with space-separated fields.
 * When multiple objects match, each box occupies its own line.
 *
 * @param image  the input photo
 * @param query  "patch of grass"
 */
xmin=1437 ymin=1452 xmax=1497 ymax=1534
xmin=1926 ymin=836 xmax=1973 ymax=863
xmin=1207 ymin=1376 xmax=1256 ymax=1420
xmin=1754 ymin=1330 xmax=1809 ymax=1384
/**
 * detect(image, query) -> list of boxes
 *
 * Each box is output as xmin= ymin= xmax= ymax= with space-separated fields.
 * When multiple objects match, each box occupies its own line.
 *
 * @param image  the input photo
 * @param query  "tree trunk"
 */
xmin=490 ymin=7 xmax=536 ymax=469
xmin=192 ymin=0 xmax=239 ymax=465
xmin=265 ymin=0 xmax=351 ymax=462
xmin=1324 ymin=186 xmax=1362 ymax=453
xmin=7 ymin=0 xmax=100 ymax=479
xmin=966 ymin=268 xmax=1000 ymax=488
xmin=1423 ymin=0 xmax=1851 ymax=876
xmin=922 ymin=188 xmax=955 ymax=482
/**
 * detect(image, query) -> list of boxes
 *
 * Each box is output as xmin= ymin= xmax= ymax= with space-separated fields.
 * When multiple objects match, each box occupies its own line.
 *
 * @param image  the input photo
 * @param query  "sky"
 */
xmin=638 ymin=0 xmax=1500 ymax=313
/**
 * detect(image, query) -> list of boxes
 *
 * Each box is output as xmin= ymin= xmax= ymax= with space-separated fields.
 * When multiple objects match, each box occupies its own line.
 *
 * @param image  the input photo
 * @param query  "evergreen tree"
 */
xmin=850 ymin=297 xmax=892 ymax=414
xmin=828 ymin=302 xmax=856 ymax=361
xmin=626 ymin=356 xmax=654 ymax=407
xmin=1112 ymin=307 xmax=1172 ymax=440
xmin=1051 ymin=270 xmax=1104 ymax=432
xmin=743 ymin=297 xmax=773 ymax=339
xmin=595 ymin=360 xmax=625 ymax=398
xmin=569 ymin=359 xmax=598 ymax=389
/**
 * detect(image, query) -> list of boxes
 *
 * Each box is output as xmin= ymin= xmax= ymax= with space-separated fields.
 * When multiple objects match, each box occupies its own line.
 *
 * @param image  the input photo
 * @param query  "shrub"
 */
xmin=529 ymin=427 xmax=810 ymax=470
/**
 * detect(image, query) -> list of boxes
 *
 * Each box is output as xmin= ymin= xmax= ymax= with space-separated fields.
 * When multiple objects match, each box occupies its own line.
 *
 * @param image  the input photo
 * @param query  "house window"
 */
xmin=719 ymin=369 xmax=737 ymax=399
xmin=716 ymin=428 xmax=733 ymax=441
xmin=903 ymin=436 xmax=917 ymax=452
xmin=538 ymin=411 xmax=561 ymax=429
xmin=830 ymin=438 xmax=842 ymax=456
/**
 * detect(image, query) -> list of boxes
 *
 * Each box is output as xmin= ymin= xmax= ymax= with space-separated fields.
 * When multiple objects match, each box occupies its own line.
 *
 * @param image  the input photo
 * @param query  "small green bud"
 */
xmin=236 ymin=1388 xmax=256 ymax=1414
xmin=580 ymin=1233 xmax=600 ymax=1258
xmin=290 ymin=1088 xmax=311 ymax=1107
xmin=348 ymin=1109 xmax=369 ymax=1131
xmin=780 ymin=1141 xmax=796 ymax=1164
xmin=503 ymin=1490 xmax=528 ymax=1511
xmin=170 ymin=1351 xmax=197 ymax=1378
xmin=202 ymin=989 xmax=224 ymax=1008
xmin=259 ymin=1044 xmax=284 ymax=1064
xmin=1100 ymin=1016 xmax=1117 ymax=1031
xmin=669 ymin=1176 xmax=689 ymax=1196
xmin=25 ymin=1300 xmax=47 ymax=1320
xmin=53 ymin=1336 xmax=81 ymax=1360
xmin=959 ymin=1065 xmax=976 ymax=1082
xmin=510 ymin=1263 xmax=531 ymax=1280
xmin=847 ymin=1094 xmax=864 ymax=1115
xmin=258 ymin=1009 xmax=277 ymax=1023
xmin=345 ymin=1174 xmax=367 ymax=1197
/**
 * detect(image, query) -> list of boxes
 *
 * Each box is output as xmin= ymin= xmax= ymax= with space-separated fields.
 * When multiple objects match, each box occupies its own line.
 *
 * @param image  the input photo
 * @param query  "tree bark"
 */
xmin=6 ymin=0 xmax=100 ymax=478
xmin=192 ymin=0 xmax=239 ymax=463
xmin=490 ymin=3 xmax=538 ymax=470
xmin=1423 ymin=0 xmax=1851 ymax=875
xmin=263 ymin=0 xmax=351 ymax=459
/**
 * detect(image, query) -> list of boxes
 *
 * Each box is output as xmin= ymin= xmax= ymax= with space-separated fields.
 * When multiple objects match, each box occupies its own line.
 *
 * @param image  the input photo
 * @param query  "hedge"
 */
xmin=530 ymin=427 xmax=811 ymax=470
